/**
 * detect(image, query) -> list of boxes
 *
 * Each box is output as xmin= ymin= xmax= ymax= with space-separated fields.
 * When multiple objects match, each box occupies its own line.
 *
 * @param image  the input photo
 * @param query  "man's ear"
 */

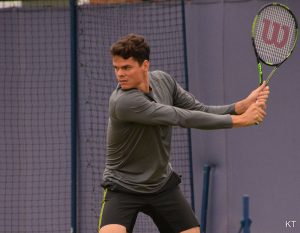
xmin=142 ymin=60 xmax=150 ymax=71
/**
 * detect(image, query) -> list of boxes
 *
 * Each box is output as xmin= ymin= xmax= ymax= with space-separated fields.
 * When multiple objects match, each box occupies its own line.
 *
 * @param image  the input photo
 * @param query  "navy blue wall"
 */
xmin=186 ymin=1 xmax=300 ymax=233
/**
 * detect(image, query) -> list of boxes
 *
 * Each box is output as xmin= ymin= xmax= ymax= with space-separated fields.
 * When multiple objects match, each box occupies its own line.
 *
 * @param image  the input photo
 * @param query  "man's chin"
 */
xmin=120 ymin=85 xmax=134 ymax=91
xmin=120 ymin=85 xmax=128 ymax=90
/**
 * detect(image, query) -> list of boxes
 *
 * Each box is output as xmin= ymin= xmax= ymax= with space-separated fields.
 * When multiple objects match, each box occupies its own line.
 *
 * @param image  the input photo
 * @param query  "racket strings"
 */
xmin=254 ymin=5 xmax=297 ymax=65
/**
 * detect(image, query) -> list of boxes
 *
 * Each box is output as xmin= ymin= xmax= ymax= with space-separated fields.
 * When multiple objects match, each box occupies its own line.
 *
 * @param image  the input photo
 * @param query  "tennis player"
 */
xmin=98 ymin=34 xmax=269 ymax=233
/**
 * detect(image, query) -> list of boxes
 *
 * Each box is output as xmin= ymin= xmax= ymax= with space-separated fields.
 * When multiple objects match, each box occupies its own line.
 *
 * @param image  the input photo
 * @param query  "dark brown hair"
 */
xmin=110 ymin=34 xmax=150 ymax=65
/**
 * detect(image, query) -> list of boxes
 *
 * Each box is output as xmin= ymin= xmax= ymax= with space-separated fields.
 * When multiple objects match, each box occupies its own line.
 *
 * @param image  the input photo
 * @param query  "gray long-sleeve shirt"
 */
xmin=103 ymin=70 xmax=235 ymax=193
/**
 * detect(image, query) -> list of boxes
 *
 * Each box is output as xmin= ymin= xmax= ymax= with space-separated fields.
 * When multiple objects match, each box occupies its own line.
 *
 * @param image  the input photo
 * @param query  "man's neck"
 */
xmin=138 ymin=72 xmax=150 ymax=93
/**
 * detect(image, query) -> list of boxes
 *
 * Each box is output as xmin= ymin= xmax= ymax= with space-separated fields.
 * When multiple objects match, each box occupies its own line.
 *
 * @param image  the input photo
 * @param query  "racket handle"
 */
xmin=257 ymin=63 xmax=263 ymax=85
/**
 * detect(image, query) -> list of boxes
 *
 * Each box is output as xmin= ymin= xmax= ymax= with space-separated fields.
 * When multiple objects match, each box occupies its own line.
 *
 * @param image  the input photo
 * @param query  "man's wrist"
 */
xmin=231 ymin=115 xmax=247 ymax=128
xmin=234 ymin=98 xmax=250 ymax=115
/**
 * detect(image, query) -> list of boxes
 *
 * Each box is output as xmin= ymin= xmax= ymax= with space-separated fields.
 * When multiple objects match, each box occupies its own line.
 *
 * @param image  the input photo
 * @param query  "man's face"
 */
xmin=112 ymin=56 xmax=149 ymax=90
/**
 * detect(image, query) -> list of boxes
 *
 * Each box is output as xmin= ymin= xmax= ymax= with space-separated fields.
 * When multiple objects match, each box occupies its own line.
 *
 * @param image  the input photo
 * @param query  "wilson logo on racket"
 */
xmin=262 ymin=18 xmax=290 ymax=48
xmin=262 ymin=19 xmax=290 ymax=48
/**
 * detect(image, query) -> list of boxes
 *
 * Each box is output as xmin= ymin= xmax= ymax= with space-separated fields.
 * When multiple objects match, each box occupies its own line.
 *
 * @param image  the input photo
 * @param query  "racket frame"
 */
xmin=251 ymin=2 xmax=299 ymax=85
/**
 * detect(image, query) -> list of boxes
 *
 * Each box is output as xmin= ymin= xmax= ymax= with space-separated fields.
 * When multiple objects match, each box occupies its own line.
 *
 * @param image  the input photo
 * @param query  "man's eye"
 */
xmin=113 ymin=66 xmax=131 ymax=71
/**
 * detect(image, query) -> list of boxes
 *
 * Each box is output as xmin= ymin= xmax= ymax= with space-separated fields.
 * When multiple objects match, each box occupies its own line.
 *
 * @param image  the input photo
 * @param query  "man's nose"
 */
xmin=116 ymin=68 xmax=125 ymax=77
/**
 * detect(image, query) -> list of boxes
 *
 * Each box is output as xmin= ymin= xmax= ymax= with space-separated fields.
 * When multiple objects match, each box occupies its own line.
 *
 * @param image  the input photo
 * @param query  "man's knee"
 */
xmin=180 ymin=226 xmax=200 ymax=233
xmin=99 ymin=224 xmax=127 ymax=233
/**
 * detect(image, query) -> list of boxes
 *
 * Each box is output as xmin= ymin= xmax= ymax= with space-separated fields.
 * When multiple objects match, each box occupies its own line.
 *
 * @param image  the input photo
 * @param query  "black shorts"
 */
xmin=98 ymin=173 xmax=199 ymax=233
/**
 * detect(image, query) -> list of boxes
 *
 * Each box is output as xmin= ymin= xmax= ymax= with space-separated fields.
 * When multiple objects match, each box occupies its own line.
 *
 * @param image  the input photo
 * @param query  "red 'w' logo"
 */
xmin=262 ymin=18 xmax=290 ymax=48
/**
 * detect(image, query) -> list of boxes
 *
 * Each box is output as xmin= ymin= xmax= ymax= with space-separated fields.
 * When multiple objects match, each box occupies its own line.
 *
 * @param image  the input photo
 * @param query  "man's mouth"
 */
xmin=119 ymin=80 xmax=127 ymax=85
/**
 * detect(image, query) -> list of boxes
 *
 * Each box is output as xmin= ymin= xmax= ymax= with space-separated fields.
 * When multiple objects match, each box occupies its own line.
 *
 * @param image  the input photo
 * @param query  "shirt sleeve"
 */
xmin=113 ymin=90 xmax=233 ymax=130
xmin=170 ymin=74 xmax=236 ymax=115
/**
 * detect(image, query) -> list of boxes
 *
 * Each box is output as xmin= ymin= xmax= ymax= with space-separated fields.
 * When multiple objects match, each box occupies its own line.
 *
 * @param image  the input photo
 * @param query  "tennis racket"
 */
xmin=251 ymin=2 xmax=298 ymax=85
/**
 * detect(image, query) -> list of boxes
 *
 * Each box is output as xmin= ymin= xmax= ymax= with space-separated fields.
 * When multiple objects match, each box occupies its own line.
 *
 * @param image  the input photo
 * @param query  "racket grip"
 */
xmin=257 ymin=63 xmax=263 ymax=85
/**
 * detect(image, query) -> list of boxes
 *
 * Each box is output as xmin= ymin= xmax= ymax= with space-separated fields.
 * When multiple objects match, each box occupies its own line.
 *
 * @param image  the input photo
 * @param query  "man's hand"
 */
xmin=234 ymin=81 xmax=270 ymax=115
xmin=232 ymin=81 xmax=270 ymax=127
xmin=232 ymin=101 xmax=267 ymax=127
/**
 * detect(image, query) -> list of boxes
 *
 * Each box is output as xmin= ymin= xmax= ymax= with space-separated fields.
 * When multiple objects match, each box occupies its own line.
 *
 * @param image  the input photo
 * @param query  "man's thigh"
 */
xmin=144 ymin=186 xmax=200 ymax=233
xmin=98 ymin=189 xmax=142 ymax=233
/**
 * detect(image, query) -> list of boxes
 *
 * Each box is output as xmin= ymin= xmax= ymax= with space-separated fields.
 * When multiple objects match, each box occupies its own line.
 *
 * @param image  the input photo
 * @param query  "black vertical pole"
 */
xmin=243 ymin=195 xmax=251 ymax=233
xmin=69 ymin=0 xmax=78 ymax=232
xmin=201 ymin=165 xmax=211 ymax=233
xmin=180 ymin=0 xmax=195 ymax=211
